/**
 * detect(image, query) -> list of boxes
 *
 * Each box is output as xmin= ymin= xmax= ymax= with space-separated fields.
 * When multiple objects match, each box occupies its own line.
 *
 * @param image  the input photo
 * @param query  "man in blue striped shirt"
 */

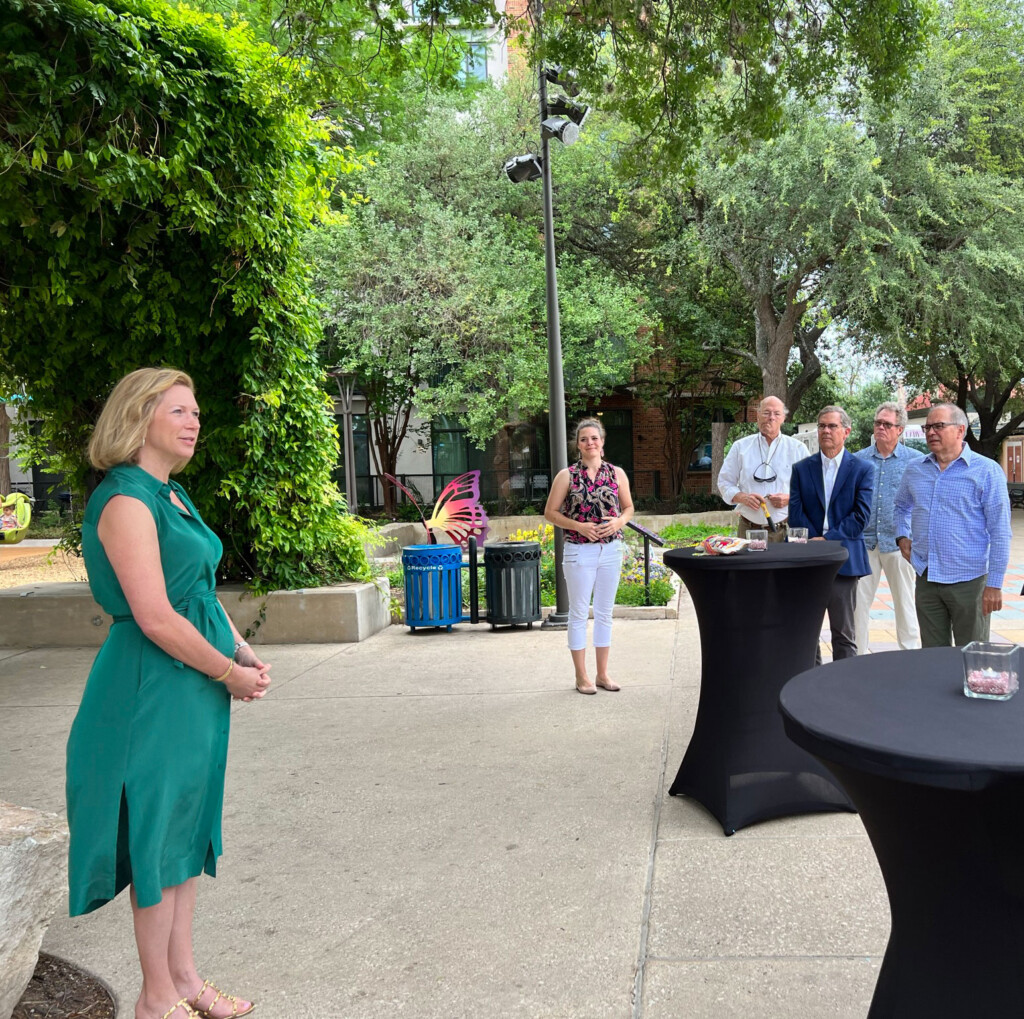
xmin=894 ymin=403 xmax=1012 ymax=646
xmin=854 ymin=402 xmax=925 ymax=653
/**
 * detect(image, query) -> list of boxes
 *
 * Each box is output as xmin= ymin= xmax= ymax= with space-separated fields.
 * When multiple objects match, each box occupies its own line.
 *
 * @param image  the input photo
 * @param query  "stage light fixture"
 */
xmin=504 ymin=153 xmax=543 ymax=183
xmin=548 ymin=95 xmax=591 ymax=130
xmin=541 ymin=117 xmax=579 ymax=146
xmin=543 ymin=64 xmax=581 ymax=97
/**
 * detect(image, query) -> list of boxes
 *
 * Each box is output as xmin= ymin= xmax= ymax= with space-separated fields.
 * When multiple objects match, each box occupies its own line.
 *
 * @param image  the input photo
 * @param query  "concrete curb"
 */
xmin=0 ymin=580 xmax=391 ymax=648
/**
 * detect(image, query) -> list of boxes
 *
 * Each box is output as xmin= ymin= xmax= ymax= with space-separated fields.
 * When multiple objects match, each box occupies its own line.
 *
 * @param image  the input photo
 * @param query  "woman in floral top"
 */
xmin=544 ymin=418 xmax=634 ymax=694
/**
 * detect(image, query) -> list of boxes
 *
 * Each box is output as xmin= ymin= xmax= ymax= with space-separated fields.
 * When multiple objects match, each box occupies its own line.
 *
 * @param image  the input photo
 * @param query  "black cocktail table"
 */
xmin=663 ymin=542 xmax=854 ymax=834
xmin=781 ymin=647 xmax=1024 ymax=1017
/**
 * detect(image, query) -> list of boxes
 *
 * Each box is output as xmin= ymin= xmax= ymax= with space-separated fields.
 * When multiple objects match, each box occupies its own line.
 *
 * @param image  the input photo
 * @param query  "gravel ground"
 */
xmin=0 ymin=549 xmax=88 ymax=589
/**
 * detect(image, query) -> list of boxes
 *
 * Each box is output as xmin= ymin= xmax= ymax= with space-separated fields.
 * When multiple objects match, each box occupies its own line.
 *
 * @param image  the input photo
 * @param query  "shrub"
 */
xmin=661 ymin=522 xmax=737 ymax=544
xmin=615 ymin=579 xmax=676 ymax=606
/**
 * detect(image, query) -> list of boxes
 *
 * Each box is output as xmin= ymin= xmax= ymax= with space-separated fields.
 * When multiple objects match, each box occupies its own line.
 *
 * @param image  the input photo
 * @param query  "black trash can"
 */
xmin=484 ymin=541 xmax=542 ymax=629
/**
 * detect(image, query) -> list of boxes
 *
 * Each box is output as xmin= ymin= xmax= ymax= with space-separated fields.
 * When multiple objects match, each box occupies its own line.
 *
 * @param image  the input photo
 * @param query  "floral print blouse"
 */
xmin=562 ymin=460 xmax=622 ymax=544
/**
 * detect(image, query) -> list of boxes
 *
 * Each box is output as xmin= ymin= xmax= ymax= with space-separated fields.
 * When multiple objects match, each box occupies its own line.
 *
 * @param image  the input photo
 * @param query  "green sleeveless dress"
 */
xmin=66 ymin=463 xmax=234 ymax=916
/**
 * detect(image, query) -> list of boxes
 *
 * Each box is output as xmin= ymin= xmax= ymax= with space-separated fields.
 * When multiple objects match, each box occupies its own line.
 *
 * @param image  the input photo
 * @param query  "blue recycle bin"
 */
xmin=401 ymin=543 xmax=466 ymax=631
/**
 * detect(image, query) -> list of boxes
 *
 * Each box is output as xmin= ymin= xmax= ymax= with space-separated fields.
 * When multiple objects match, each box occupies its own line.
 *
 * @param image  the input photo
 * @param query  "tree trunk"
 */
xmin=660 ymin=395 xmax=684 ymax=499
xmin=755 ymin=297 xmax=790 ymax=403
xmin=711 ymin=421 xmax=730 ymax=496
xmin=0 ymin=404 xmax=11 ymax=496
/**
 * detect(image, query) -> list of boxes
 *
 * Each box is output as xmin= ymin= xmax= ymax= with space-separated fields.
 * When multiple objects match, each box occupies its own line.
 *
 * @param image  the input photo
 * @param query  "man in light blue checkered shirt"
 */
xmin=894 ymin=403 xmax=1012 ymax=646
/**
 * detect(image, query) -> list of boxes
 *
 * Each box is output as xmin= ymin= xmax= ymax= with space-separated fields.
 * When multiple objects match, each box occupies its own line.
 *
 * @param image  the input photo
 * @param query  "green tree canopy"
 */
xmin=857 ymin=0 xmax=1024 ymax=458
xmin=690 ymin=108 xmax=893 ymax=417
xmin=182 ymin=0 xmax=503 ymax=144
xmin=307 ymin=86 xmax=654 ymax=512
xmin=535 ymin=0 xmax=931 ymax=167
xmin=0 ymin=0 xmax=374 ymax=589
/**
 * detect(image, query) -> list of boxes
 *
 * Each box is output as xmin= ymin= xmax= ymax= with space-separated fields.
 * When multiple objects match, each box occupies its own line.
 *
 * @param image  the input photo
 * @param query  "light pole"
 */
xmin=537 ymin=55 xmax=569 ymax=627
xmin=328 ymin=368 xmax=358 ymax=514
xmin=504 ymin=11 xmax=589 ymax=628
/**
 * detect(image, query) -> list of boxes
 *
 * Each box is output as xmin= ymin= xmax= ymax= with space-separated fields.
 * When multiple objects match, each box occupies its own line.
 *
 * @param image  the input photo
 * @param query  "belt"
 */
xmin=112 ymin=591 xmax=225 ymax=668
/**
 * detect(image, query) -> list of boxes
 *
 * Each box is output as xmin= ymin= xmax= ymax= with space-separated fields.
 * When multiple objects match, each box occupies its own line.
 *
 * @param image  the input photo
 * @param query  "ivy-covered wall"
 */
xmin=0 ymin=0 xmax=373 ymax=590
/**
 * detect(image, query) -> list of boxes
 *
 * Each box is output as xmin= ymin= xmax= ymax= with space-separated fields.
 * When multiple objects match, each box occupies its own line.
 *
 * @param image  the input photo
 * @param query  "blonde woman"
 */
xmin=544 ymin=418 xmax=634 ymax=693
xmin=66 ymin=368 xmax=270 ymax=1019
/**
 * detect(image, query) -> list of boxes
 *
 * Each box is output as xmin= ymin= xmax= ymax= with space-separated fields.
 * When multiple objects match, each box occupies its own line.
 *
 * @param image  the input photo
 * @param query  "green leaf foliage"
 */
xmin=181 ymin=0 xmax=502 ymax=143
xmin=536 ymin=0 xmax=932 ymax=169
xmin=308 ymin=85 xmax=654 ymax=511
xmin=0 ymin=0 xmax=376 ymax=590
xmin=857 ymin=0 xmax=1024 ymax=457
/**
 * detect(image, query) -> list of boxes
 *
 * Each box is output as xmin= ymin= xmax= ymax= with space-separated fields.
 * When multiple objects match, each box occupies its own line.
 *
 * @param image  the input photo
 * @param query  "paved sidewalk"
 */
xmin=3 ymin=513 xmax=1021 ymax=1018
xmin=2 ymin=612 xmax=885 ymax=1018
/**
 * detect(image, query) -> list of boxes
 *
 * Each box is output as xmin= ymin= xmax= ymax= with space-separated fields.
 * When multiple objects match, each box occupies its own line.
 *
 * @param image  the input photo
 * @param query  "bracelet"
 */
xmin=212 ymin=660 xmax=234 ymax=683
xmin=234 ymin=641 xmax=249 ymax=653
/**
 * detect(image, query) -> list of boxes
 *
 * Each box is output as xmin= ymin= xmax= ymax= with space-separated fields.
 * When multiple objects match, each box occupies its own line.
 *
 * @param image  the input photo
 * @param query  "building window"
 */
xmin=594 ymin=409 xmax=633 ymax=474
xmin=333 ymin=414 xmax=372 ymax=507
xmin=461 ymin=42 xmax=488 ymax=82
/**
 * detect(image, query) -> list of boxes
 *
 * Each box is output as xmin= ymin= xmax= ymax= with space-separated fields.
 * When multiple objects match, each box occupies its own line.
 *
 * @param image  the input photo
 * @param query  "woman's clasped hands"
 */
xmin=226 ymin=645 xmax=272 ymax=702
xmin=583 ymin=518 xmax=618 ymax=541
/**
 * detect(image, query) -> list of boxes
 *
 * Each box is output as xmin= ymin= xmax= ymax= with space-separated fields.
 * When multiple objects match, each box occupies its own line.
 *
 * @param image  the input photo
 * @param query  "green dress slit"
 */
xmin=66 ymin=464 xmax=234 ymax=916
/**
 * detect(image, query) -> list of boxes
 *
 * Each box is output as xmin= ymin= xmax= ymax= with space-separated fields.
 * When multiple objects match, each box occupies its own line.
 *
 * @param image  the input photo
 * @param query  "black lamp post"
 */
xmin=327 ymin=367 xmax=359 ymax=514
xmin=503 ymin=10 xmax=590 ymax=629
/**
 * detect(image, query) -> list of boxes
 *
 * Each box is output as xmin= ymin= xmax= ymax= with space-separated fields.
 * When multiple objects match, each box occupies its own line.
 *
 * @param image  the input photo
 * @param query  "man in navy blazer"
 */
xmin=789 ymin=405 xmax=874 ymax=661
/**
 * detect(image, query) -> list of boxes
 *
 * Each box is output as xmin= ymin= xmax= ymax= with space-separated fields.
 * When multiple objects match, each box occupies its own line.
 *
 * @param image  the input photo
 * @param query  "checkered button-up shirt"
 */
xmin=894 ymin=444 xmax=1012 ymax=587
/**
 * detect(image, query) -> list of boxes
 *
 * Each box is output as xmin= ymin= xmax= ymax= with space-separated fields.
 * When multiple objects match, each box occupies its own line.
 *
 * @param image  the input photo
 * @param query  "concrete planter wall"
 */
xmin=0 ymin=579 xmax=390 ymax=648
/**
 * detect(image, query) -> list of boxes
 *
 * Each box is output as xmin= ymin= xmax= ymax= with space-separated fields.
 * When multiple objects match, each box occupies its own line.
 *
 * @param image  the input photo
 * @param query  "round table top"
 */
xmin=664 ymin=541 xmax=848 ymax=572
xmin=780 ymin=647 xmax=1024 ymax=788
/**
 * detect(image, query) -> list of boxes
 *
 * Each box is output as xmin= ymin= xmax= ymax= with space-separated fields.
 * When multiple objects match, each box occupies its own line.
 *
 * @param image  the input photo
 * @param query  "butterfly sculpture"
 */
xmin=384 ymin=471 xmax=489 ymax=549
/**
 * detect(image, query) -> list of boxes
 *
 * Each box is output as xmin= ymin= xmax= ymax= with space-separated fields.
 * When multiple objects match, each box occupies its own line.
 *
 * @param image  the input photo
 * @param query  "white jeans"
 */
xmin=563 ymin=541 xmax=624 ymax=651
xmin=855 ymin=546 xmax=921 ymax=654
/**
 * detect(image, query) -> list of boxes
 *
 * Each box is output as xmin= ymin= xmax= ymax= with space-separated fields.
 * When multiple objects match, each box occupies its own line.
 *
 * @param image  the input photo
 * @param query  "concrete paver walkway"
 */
xmin=3 ymin=514 xmax=1022 ymax=1017
xmin=2 ymin=622 xmax=884 ymax=1017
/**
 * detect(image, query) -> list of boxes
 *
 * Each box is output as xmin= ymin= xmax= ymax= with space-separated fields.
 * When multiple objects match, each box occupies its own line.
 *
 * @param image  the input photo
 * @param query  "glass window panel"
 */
xmin=461 ymin=42 xmax=488 ymax=82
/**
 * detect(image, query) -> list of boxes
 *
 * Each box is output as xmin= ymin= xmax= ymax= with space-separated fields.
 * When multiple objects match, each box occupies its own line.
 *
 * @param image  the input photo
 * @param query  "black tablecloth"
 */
xmin=781 ymin=648 xmax=1024 ymax=1018
xmin=663 ymin=542 xmax=853 ymax=834
xmin=780 ymin=646 xmax=1024 ymax=789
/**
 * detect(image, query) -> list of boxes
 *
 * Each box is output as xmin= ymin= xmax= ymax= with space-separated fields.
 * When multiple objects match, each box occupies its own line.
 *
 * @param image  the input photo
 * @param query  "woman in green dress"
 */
xmin=66 ymin=368 xmax=271 ymax=1019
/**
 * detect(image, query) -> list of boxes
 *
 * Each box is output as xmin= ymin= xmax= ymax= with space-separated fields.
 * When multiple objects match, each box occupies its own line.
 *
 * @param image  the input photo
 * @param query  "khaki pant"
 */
xmin=737 ymin=516 xmax=788 ymax=543
xmin=855 ymin=547 xmax=921 ymax=654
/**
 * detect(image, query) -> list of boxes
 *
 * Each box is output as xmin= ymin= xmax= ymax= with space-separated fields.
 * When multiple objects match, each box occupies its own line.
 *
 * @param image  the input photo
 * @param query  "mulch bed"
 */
xmin=12 ymin=953 xmax=115 ymax=1019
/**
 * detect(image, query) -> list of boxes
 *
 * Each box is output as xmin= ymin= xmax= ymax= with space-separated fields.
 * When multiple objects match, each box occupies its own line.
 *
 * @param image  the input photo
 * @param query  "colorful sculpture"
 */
xmin=384 ymin=471 xmax=489 ymax=549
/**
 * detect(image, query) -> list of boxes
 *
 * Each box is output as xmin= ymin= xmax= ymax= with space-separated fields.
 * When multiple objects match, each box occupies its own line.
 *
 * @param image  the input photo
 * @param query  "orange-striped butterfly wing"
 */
xmin=426 ymin=471 xmax=489 ymax=548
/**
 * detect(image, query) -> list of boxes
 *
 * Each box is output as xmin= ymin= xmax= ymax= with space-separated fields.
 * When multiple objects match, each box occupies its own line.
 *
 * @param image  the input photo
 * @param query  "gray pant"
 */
xmin=816 ymin=574 xmax=859 ymax=663
xmin=915 ymin=572 xmax=990 ymax=647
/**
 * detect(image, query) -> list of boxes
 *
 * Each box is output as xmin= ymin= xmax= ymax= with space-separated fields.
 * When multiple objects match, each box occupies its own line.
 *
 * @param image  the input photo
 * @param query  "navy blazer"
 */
xmin=789 ymin=451 xmax=874 ymax=577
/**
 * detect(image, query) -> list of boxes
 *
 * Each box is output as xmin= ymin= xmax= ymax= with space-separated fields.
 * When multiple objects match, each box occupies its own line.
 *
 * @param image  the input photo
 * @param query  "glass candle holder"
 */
xmin=787 ymin=527 xmax=808 ymax=543
xmin=747 ymin=529 xmax=768 ymax=551
xmin=963 ymin=641 xmax=1019 ymax=700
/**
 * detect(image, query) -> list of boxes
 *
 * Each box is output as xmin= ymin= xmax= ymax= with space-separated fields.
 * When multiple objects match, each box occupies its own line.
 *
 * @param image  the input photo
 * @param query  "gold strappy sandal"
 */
xmin=189 ymin=980 xmax=255 ymax=1018
xmin=162 ymin=1000 xmax=199 ymax=1019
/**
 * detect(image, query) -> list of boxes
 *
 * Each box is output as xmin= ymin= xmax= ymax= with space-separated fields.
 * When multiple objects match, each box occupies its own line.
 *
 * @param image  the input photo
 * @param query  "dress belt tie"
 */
xmin=111 ymin=591 xmax=224 ymax=668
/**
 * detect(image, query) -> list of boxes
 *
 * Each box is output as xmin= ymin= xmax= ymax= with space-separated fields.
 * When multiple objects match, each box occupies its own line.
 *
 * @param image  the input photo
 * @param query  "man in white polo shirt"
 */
xmin=717 ymin=396 xmax=810 ymax=541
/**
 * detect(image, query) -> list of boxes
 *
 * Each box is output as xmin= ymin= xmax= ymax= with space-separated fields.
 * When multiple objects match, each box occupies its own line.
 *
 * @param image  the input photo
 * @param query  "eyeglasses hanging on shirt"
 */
xmin=752 ymin=435 xmax=779 ymax=484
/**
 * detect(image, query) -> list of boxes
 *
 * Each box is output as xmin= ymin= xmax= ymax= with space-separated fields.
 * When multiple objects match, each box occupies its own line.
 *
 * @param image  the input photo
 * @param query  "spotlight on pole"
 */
xmin=543 ymin=64 xmax=581 ymax=97
xmin=547 ymin=95 xmax=591 ymax=130
xmin=504 ymin=153 xmax=544 ymax=183
xmin=541 ymin=117 xmax=579 ymax=146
